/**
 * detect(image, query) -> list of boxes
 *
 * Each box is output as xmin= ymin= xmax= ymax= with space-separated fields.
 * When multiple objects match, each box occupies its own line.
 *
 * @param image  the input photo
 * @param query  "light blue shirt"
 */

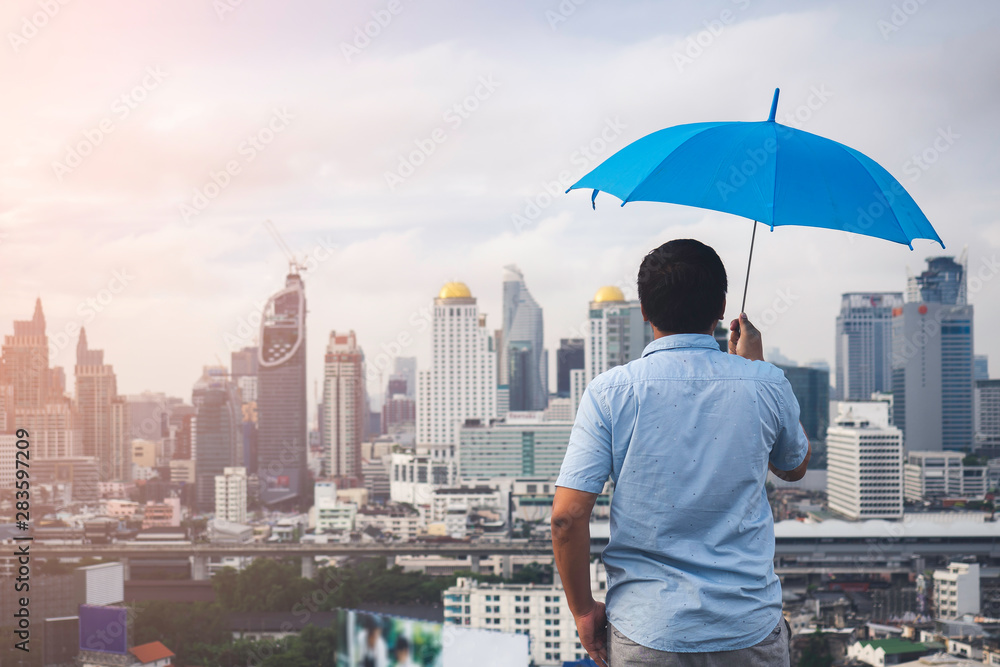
xmin=556 ymin=334 xmax=809 ymax=653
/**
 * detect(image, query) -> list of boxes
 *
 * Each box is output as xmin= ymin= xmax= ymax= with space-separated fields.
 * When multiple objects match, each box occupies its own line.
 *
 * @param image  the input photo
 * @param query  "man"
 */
xmin=552 ymin=239 xmax=810 ymax=666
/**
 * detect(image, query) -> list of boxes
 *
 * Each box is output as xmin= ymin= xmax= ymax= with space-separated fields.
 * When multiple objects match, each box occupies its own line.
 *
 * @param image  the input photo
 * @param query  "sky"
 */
xmin=1 ymin=0 xmax=998 ymax=406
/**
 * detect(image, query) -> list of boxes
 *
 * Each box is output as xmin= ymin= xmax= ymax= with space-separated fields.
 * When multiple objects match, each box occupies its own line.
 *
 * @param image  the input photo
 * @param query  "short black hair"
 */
xmin=637 ymin=239 xmax=727 ymax=334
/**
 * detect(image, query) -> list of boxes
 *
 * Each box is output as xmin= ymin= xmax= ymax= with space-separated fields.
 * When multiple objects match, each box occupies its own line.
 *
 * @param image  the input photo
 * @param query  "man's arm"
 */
xmin=769 ymin=426 xmax=811 ymax=482
xmin=552 ymin=486 xmax=606 ymax=666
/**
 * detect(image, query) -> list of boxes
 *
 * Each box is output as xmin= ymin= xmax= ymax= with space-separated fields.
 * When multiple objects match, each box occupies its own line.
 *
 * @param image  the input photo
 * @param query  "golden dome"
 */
xmin=593 ymin=285 xmax=626 ymax=303
xmin=438 ymin=282 xmax=472 ymax=299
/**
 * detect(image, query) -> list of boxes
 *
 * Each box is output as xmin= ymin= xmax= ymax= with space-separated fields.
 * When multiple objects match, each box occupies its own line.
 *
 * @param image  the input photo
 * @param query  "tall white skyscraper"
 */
xmin=826 ymin=401 xmax=903 ymax=520
xmin=584 ymin=286 xmax=652 ymax=384
xmin=416 ymin=282 xmax=497 ymax=450
xmin=323 ymin=331 xmax=366 ymax=482
xmin=835 ymin=293 xmax=903 ymax=400
xmin=214 ymin=466 xmax=247 ymax=524
xmin=501 ymin=265 xmax=547 ymax=411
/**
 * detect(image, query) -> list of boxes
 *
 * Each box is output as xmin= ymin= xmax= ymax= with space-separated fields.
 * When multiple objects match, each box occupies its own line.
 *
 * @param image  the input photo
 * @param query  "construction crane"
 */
xmin=263 ymin=219 xmax=307 ymax=275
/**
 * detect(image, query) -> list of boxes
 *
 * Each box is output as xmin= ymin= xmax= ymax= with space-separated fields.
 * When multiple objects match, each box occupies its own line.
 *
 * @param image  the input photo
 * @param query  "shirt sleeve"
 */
xmin=556 ymin=383 xmax=613 ymax=494
xmin=769 ymin=378 xmax=810 ymax=471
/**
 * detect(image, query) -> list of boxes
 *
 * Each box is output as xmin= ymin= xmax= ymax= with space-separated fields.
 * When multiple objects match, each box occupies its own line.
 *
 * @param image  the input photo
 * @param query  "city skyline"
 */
xmin=1 ymin=1 xmax=997 ymax=401
xmin=1 ymin=249 xmax=994 ymax=410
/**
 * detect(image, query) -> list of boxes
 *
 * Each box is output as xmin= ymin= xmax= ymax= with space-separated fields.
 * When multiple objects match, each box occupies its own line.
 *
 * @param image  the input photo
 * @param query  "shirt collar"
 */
xmin=641 ymin=333 xmax=723 ymax=357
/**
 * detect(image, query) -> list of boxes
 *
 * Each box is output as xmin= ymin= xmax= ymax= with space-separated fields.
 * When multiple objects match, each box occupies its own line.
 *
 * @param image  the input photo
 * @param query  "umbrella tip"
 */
xmin=768 ymin=88 xmax=780 ymax=122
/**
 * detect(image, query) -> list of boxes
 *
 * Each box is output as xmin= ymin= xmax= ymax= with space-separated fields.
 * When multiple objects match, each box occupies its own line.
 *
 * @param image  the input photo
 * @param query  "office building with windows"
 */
xmin=257 ymin=271 xmax=308 ymax=505
xmin=322 ymin=330 xmax=366 ymax=484
xmin=835 ymin=293 xmax=903 ymax=400
xmin=443 ymin=563 xmax=607 ymax=666
xmin=458 ymin=414 xmax=573 ymax=480
xmin=826 ymin=401 xmax=903 ymax=520
xmin=416 ymin=282 xmax=497 ymax=449
xmin=892 ymin=257 xmax=974 ymax=452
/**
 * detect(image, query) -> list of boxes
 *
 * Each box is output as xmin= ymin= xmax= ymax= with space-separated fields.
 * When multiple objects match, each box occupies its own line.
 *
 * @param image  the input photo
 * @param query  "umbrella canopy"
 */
xmin=568 ymin=89 xmax=943 ymax=251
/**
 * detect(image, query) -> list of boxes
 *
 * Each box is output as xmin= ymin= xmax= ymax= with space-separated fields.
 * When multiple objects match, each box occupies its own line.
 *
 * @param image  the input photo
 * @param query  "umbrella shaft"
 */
xmin=740 ymin=221 xmax=758 ymax=315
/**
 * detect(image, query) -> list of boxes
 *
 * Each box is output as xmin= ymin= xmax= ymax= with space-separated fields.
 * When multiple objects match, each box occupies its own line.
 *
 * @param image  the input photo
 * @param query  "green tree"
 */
xmin=132 ymin=601 xmax=230 ymax=666
xmin=798 ymin=628 xmax=832 ymax=667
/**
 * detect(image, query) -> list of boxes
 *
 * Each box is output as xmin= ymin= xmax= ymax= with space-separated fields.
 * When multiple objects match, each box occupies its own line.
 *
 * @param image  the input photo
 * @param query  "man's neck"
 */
xmin=651 ymin=323 xmax=718 ymax=340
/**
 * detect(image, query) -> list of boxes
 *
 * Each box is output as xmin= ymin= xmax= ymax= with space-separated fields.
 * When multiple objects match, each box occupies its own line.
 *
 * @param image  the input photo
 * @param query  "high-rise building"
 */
xmin=975 ymin=379 xmax=1000 ymax=452
xmin=500 ymin=266 xmax=547 ymax=411
xmin=1 ymin=298 xmax=50 ymax=408
xmin=192 ymin=367 xmax=241 ymax=512
xmin=75 ymin=328 xmax=130 ymax=481
xmin=826 ymin=401 xmax=903 ymax=520
xmin=256 ymin=272 xmax=308 ymax=506
xmin=774 ymin=364 xmax=830 ymax=443
xmin=416 ymin=282 xmax=497 ymax=450
xmin=584 ymin=286 xmax=652 ymax=384
xmin=835 ymin=293 xmax=903 ymax=400
xmin=322 ymin=330 xmax=366 ymax=484
xmin=214 ymin=466 xmax=248 ymax=523
xmin=556 ymin=339 xmax=584 ymax=398
xmin=892 ymin=257 xmax=974 ymax=452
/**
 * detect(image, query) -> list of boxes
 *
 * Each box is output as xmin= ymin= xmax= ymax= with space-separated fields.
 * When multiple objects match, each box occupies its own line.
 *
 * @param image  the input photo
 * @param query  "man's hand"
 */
xmin=729 ymin=313 xmax=764 ymax=361
xmin=574 ymin=601 xmax=608 ymax=666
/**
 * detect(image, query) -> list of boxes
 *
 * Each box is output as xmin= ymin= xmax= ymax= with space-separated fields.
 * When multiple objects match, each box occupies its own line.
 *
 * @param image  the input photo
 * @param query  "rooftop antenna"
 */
xmin=263 ymin=219 xmax=307 ymax=275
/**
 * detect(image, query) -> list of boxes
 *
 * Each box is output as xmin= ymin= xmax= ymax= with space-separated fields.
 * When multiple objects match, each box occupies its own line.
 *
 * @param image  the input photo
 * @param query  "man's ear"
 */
xmin=719 ymin=296 xmax=727 ymax=320
xmin=640 ymin=301 xmax=649 ymax=323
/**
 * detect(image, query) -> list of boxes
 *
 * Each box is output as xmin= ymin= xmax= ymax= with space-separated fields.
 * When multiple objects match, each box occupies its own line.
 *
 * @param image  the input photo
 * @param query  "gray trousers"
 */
xmin=607 ymin=618 xmax=790 ymax=666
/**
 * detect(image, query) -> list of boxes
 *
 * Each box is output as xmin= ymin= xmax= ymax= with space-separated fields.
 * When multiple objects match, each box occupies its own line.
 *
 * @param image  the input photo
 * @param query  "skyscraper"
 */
xmin=835 ymin=293 xmax=904 ymax=400
xmin=556 ymin=338 xmax=584 ymax=398
xmin=256 ymin=271 xmax=308 ymax=506
xmin=416 ymin=282 xmax=497 ymax=451
xmin=1 ymin=300 xmax=79 ymax=459
xmin=500 ymin=266 xmax=547 ymax=411
xmin=192 ymin=366 xmax=241 ymax=512
xmin=75 ymin=328 xmax=130 ymax=481
xmin=584 ymin=286 xmax=652 ymax=383
xmin=323 ymin=330 xmax=366 ymax=484
xmin=1 ymin=298 xmax=49 ymax=408
xmin=892 ymin=257 xmax=974 ymax=452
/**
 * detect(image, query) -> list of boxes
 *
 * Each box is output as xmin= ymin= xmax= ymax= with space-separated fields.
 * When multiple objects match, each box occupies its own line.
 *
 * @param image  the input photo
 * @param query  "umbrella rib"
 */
xmin=828 ymin=139 xmax=913 ymax=247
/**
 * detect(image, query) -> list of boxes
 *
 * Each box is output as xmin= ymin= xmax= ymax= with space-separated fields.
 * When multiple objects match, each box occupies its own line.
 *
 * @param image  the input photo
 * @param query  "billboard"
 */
xmin=338 ymin=609 xmax=443 ymax=666
xmin=78 ymin=604 xmax=128 ymax=655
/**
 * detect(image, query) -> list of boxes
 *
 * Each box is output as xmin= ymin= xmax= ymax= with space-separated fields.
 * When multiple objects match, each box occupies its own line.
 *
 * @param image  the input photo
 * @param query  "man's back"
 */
xmin=556 ymin=333 xmax=809 ymax=652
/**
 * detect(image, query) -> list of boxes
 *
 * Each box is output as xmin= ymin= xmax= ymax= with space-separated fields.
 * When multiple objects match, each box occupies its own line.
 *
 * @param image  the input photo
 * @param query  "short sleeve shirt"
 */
xmin=556 ymin=334 xmax=809 ymax=652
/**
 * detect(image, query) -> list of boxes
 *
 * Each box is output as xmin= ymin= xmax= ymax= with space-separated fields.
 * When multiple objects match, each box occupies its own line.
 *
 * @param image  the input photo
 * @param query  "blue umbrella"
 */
xmin=567 ymin=89 xmax=944 ymax=312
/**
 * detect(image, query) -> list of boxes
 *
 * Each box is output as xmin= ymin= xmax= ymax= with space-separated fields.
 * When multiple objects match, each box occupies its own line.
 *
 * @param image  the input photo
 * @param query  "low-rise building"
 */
xmin=846 ymin=638 xmax=932 ymax=666
xmin=905 ymin=451 xmax=986 ymax=501
xmin=934 ymin=562 xmax=981 ymax=620
xmin=443 ymin=562 xmax=606 ymax=666
xmin=356 ymin=505 xmax=423 ymax=540
xmin=141 ymin=497 xmax=181 ymax=529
